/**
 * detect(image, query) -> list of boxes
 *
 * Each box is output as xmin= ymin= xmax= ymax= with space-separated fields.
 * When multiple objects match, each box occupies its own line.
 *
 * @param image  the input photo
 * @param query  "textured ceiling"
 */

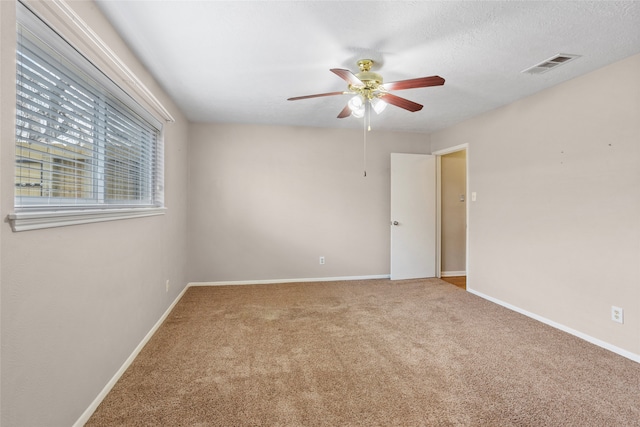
xmin=95 ymin=1 xmax=640 ymax=134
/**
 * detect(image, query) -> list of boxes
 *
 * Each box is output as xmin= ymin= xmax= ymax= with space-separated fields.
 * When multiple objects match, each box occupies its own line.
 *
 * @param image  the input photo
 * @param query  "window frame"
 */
xmin=9 ymin=2 xmax=166 ymax=232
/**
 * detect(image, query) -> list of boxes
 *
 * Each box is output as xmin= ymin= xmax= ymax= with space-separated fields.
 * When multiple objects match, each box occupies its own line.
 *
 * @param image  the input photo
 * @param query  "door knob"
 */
xmin=392 ymin=221 xmax=399 ymax=226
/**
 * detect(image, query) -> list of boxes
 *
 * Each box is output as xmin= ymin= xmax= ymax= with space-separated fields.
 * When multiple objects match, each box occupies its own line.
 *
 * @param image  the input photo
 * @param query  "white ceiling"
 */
xmin=95 ymin=1 xmax=640 ymax=134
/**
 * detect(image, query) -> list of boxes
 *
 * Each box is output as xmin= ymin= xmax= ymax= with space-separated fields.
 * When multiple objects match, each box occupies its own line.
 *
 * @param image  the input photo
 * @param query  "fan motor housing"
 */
xmin=355 ymin=71 xmax=383 ymax=87
xmin=355 ymin=59 xmax=382 ymax=88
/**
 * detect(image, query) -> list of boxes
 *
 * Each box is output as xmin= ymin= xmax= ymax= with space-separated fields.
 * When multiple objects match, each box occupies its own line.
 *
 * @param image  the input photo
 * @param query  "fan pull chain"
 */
xmin=363 ymin=116 xmax=367 ymax=177
xmin=363 ymin=100 xmax=370 ymax=177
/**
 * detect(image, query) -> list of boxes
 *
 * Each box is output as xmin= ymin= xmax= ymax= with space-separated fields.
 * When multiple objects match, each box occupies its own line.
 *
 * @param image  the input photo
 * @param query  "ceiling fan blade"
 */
xmin=287 ymin=91 xmax=346 ymax=101
xmin=330 ymin=68 xmax=364 ymax=86
xmin=381 ymin=76 xmax=445 ymax=91
xmin=337 ymin=104 xmax=352 ymax=119
xmin=381 ymin=93 xmax=423 ymax=112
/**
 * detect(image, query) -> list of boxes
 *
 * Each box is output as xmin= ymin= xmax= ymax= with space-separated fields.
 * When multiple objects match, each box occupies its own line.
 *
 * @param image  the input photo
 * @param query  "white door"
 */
xmin=390 ymin=153 xmax=436 ymax=280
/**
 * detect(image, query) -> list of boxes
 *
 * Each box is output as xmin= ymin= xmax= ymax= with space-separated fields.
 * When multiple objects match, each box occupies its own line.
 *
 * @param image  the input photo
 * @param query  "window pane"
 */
xmin=15 ymin=4 xmax=163 ymax=210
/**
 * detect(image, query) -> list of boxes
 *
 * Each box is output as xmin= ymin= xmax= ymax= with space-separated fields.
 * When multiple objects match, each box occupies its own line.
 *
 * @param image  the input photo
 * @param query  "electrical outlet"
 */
xmin=166 ymin=279 xmax=170 ymax=293
xmin=611 ymin=306 xmax=623 ymax=324
xmin=319 ymin=256 xmax=325 ymax=265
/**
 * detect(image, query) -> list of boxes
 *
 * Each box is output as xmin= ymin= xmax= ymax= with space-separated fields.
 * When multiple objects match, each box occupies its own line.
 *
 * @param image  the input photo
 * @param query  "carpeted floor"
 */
xmin=87 ymin=278 xmax=640 ymax=426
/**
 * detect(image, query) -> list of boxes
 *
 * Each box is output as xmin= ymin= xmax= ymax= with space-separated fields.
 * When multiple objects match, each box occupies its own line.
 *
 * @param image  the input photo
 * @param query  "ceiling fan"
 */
xmin=287 ymin=59 xmax=445 ymax=119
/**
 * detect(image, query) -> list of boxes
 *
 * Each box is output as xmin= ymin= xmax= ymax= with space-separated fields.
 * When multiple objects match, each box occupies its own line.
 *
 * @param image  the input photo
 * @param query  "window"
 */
xmin=11 ymin=3 xmax=164 ymax=231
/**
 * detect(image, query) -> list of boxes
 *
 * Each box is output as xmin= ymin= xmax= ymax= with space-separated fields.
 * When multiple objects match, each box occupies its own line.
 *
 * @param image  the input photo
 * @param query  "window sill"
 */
xmin=7 ymin=207 xmax=166 ymax=232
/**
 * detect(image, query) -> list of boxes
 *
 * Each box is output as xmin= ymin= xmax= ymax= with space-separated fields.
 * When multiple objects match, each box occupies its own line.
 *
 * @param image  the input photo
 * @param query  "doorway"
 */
xmin=433 ymin=144 xmax=468 ymax=288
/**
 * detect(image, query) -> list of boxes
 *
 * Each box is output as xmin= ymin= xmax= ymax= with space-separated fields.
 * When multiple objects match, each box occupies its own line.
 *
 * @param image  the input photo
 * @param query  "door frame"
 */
xmin=432 ymin=143 xmax=469 ymax=281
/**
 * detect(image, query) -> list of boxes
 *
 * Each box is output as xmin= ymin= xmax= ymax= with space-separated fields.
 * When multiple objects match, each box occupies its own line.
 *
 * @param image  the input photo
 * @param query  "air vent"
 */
xmin=522 ymin=54 xmax=581 ymax=74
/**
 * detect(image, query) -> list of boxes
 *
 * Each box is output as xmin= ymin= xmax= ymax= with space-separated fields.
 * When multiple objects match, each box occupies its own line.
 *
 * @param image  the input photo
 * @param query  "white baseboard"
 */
xmin=441 ymin=271 xmax=466 ymax=277
xmin=73 ymin=285 xmax=190 ymax=427
xmin=189 ymin=274 xmax=391 ymax=287
xmin=467 ymin=288 xmax=640 ymax=364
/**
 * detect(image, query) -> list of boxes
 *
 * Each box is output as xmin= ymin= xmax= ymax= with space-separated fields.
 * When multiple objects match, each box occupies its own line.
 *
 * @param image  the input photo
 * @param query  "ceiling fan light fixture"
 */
xmin=371 ymin=98 xmax=387 ymax=115
xmin=287 ymin=59 xmax=446 ymax=177
xmin=351 ymin=108 xmax=365 ymax=119
xmin=288 ymin=59 xmax=444 ymax=120
xmin=348 ymin=95 xmax=365 ymax=118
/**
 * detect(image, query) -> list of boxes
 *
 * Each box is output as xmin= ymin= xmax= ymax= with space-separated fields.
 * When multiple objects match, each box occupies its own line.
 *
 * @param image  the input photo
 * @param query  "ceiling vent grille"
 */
xmin=522 ymin=53 xmax=581 ymax=74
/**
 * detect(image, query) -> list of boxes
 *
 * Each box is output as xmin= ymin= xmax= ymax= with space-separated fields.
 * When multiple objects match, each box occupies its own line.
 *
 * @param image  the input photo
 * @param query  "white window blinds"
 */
xmin=15 ymin=3 xmax=164 ymax=210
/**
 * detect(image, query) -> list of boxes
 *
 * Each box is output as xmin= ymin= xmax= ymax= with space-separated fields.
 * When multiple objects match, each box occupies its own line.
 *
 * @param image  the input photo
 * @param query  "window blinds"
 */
xmin=15 ymin=5 xmax=163 ymax=210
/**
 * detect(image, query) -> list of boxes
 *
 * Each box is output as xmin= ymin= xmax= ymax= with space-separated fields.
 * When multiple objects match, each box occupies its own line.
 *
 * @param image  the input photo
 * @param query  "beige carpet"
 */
xmin=87 ymin=278 xmax=640 ymax=426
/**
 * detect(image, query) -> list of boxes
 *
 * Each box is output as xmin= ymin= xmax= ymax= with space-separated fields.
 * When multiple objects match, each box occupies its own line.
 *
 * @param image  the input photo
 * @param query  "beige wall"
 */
xmin=441 ymin=150 xmax=466 ymax=274
xmin=187 ymin=123 xmax=430 ymax=282
xmin=431 ymin=54 xmax=640 ymax=356
xmin=2 ymin=1 xmax=638 ymax=424
xmin=1 ymin=1 xmax=190 ymax=425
